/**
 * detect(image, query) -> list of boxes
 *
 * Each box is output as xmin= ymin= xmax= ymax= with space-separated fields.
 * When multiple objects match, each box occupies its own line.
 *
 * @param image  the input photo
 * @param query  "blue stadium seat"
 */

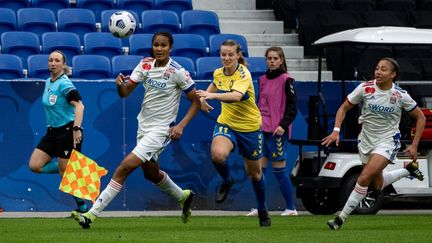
xmin=111 ymin=55 xmax=142 ymax=77
xmin=76 ymin=0 xmax=115 ymax=22
xmin=0 ymin=54 xmax=24 ymax=79
xmin=42 ymin=32 xmax=81 ymax=66
xmin=171 ymin=56 xmax=196 ymax=79
xmin=58 ymin=8 xmax=97 ymax=42
xmin=83 ymin=32 xmax=123 ymax=59
xmin=17 ymin=8 xmax=56 ymax=38
xmin=1 ymin=31 xmax=41 ymax=68
xmin=72 ymin=55 xmax=112 ymax=79
xmin=141 ymin=10 xmax=180 ymax=34
xmin=196 ymin=56 xmax=221 ymax=80
xmin=0 ymin=0 xmax=29 ymax=12
xmin=246 ymin=57 xmax=267 ymax=80
xmin=31 ymin=0 xmax=70 ymax=15
xmin=117 ymin=0 xmax=154 ymax=16
xmin=171 ymin=34 xmax=207 ymax=61
xmin=0 ymin=8 xmax=17 ymax=35
xmin=155 ymin=0 xmax=192 ymax=19
xmin=27 ymin=54 xmax=50 ymax=79
xmin=181 ymin=10 xmax=220 ymax=45
xmin=128 ymin=33 xmax=154 ymax=56
xmin=209 ymin=34 xmax=249 ymax=57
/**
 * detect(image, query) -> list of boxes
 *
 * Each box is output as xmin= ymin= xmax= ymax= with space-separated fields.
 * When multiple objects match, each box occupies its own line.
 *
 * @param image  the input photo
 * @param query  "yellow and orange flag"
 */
xmin=59 ymin=150 xmax=108 ymax=202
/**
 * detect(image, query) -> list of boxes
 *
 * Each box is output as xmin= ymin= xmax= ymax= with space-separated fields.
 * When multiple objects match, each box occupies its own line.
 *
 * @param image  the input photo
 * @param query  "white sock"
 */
xmin=339 ymin=183 xmax=368 ymax=221
xmin=381 ymin=169 xmax=409 ymax=190
xmin=156 ymin=171 xmax=184 ymax=201
xmin=89 ymin=179 xmax=122 ymax=217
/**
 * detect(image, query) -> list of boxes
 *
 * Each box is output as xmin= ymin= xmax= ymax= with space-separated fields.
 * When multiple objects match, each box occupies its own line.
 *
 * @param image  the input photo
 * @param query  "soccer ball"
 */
xmin=109 ymin=11 xmax=136 ymax=38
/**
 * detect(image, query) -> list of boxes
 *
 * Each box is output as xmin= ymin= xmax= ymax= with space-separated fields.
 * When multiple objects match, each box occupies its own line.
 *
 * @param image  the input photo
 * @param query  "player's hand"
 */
xmin=73 ymin=130 xmax=82 ymax=149
xmin=403 ymin=144 xmax=418 ymax=161
xmin=196 ymin=90 xmax=216 ymax=100
xmin=169 ymin=125 xmax=183 ymax=140
xmin=321 ymin=132 xmax=340 ymax=147
xmin=197 ymin=95 xmax=214 ymax=113
xmin=273 ymin=126 xmax=285 ymax=136
xmin=116 ymin=73 xmax=129 ymax=86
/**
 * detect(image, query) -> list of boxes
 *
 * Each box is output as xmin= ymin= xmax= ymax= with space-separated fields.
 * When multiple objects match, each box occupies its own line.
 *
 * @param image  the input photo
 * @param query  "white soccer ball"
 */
xmin=109 ymin=11 xmax=136 ymax=38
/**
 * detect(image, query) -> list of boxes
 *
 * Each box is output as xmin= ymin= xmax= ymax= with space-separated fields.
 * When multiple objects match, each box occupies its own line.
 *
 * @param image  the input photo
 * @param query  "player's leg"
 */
xmin=273 ymin=160 xmax=297 ymax=216
xmin=246 ymin=157 xmax=268 ymax=217
xmin=28 ymin=149 xmax=55 ymax=173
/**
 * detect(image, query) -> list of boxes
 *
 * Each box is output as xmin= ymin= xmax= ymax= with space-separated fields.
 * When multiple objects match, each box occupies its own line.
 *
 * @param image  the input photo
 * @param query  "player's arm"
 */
xmin=404 ymin=107 xmax=426 ymax=160
xmin=116 ymin=73 xmax=138 ymax=97
xmin=170 ymin=87 xmax=201 ymax=140
xmin=66 ymin=89 xmax=84 ymax=148
xmin=196 ymin=83 xmax=218 ymax=112
xmin=321 ymin=99 xmax=354 ymax=147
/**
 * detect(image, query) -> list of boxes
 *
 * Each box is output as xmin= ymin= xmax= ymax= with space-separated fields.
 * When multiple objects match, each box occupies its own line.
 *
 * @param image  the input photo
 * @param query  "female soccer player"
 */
xmin=322 ymin=57 xmax=426 ymax=230
xmin=196 ymin=39 xmax=271 ymax=227
xmin=247 ymin=46 xmax=298 ymax=217
xmin=28 ymin=50 xmax=87 ymax=212
xmin=72 ymin=32 xmax=201 ymax=228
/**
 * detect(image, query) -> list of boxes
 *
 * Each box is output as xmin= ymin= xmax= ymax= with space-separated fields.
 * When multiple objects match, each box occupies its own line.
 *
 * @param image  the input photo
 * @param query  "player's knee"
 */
xmin=247 ymin=169 xmax=262 ymax=182
xmin=29 ymin=164 xmax=42 ymax=173
xmin=211 ymin=149 xmax=228 ymax=164
xmin=357 ymin=174 xmax=372 ymax=186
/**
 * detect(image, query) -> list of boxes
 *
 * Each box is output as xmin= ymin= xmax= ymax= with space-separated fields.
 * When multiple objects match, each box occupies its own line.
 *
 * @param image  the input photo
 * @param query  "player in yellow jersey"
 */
xmin=197 ymin=39 xmax=270 ymax=227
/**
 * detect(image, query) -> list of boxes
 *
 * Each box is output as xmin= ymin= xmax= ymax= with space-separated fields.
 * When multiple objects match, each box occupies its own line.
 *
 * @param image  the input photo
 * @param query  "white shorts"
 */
xmin=358 ymin=141 xmax=400 ymax=164
xmin=132 ymin=130 xmax=171 ymax=162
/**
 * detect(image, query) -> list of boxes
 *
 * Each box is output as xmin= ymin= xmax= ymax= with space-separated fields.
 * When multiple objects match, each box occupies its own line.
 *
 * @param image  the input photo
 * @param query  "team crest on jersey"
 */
xmin=163 ymin=68 xmax=175 ymax=80
xmin=229 ymin=80 xmax=234 ymax=89
xmin=390 ymin=96 xmax=397 ymax=104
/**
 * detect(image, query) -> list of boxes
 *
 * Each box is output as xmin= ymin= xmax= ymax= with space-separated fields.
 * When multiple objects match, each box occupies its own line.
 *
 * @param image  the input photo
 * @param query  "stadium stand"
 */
xmin=57 ymin=8 xmax=97 ymax=42
xmin=396 ymin=57 xmax=423 ymax=81
xmin=155 ymin=0 xmax=193 ymax=19
xmin=83 ymin=32 xmax=123 ymax=59
xmin=209 ymin=33 xmax=249 ymax=57
xmin=27 ymin=54 xmax=50 ymax=79
xmin=0 ymin=0 xmax=29 ymax=12
xmin=336 ymin=0 xmax=376 ymax=11
xmin=17 ymin=8 xmax=56 ymax=38
xmin=72 ymin=55 xmax=112 ymax=79
xmin=0 ymin=54 xmax=24 ymax=79
xmin=1 ymin=31 xmax=41 ymax=68
xmin=181 ymin=10 xmax=220 ymax=45
xmin=76 ymin=0 xmax=115 ymax=23
xmin=31 ymin=0 xmax=70 ymax=15
xmin=128 ymin=33 xmax=153 ymax=56
xmin=413 ymin=11 xmax=432 ymax=28
xmin=117 ymin=0 xmax=155 ymax=16
xmin=354 ymin=46 xmax=394 ymax=80
xmin=141 ymin=10 xmax=181 ymax=34
xmin=42 ymin=32 xmax=81 ymax=66
xmin=171 ymin=56 xmax=196 ymax=79
xmin=111 ymin=55 xmax=143 ymax=77
xmin=417 ymin=0 xmax=432 ymax=10
xmin=171 ymin=34 xmax=207 ymax=61
xmin=362 ymin=10 xmax=409 ymax=27
xmin=196 ymin=56 xmax=221 ymax=80
xmin=245 ymin=57 xmax=267 ymax=80
xmin=0 ymin=8 xmax=17 ymax=35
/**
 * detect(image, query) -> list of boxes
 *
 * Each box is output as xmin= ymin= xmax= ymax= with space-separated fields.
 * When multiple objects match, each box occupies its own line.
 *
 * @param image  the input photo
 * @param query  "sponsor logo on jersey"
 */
xmin=367 ymin=103 xmax=395 ymax=113
xmin=146 ymin=78 xmax=167 ymax=88
xmin=142 ymin=63 xmax=151 ymax=70
xmin=365 ymin=87 xmax=376 ymax=94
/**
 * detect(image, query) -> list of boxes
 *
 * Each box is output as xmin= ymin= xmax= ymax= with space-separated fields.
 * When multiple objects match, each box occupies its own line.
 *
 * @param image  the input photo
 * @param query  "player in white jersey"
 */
xmin=321 ymin=57 xmax=426 ymax=230
xmin=72 ymin=32 xmax=201 ymax=229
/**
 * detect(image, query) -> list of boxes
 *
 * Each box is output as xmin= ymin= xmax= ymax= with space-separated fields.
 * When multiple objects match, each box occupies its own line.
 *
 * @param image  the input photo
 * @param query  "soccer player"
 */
xmin=71 ymin=32 xmax=201 ymax=228
xmin=322 ymin=57 xmax=426 ymax=230
xmin=247 ymin=47 xmax=298 ymax=217
xmin=28 ymin=50 xmax=87 ymax=213
xmin=196 ymin=39 xmax=271 ymax=227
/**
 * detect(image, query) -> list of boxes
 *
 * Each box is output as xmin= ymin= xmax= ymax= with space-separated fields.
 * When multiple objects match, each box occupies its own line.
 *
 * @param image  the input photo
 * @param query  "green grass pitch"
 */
xmin=1 ymin=215 xmax=431 ymax=242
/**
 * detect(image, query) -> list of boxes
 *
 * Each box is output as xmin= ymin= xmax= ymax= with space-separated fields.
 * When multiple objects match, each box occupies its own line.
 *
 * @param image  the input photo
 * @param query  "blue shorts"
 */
xmin=262 ymin=132 xmax=288 ymax=162
xmin=213 ymin=123 xmax=263 ymax=160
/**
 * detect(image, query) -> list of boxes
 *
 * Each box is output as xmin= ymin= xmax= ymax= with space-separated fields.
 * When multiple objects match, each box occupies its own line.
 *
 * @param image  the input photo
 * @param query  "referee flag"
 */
xmin=59 ymin=150 xmax=108 ymax=202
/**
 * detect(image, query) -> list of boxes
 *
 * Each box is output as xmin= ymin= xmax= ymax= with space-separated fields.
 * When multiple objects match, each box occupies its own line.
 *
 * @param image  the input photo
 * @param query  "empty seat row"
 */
xmin=0 ymin=54 xmax=267 ymax=81
xmin=0 ymin=32 xmax=249 ymax=67
xmin=0 ymin=8 xmax=220 ymax=44
xmin=0 ymin=0 xmax=193 ymax=19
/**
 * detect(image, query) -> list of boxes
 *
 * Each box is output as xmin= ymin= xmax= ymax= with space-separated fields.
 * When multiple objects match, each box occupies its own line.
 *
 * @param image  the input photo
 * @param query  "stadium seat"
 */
xmin=111 ymin=55 xmax=142 ymax=77
xmin=155 ymin=0 xmax=192 ymax=19
xmin=17 ymin=8 xmax=56 ymax=38
xmin=171 ymin=34 xmax=207 ymax=61
xmin=0 ymin=54 xmax=24 ymax=79
xmin=209 ymin=34 xmax=249 ymax=57
xmin=1 ymin=31 xmax=41 ymax=68
xmin=246 ymin=57 xmax=267 ymax=80
xmin=171 ymin=56 xmax=196 ymax=79
xmin=128 ymin=33 xmax=153 ymax=56
xmin=141 ymin=10 xmax=181 ymax=34
xmin=0 ymin=0 xmax=29 ymax=12
xmin=31 ymin=0 xmax=70 ymax=15
xmin=42 ymin=32 xmax=81 ymax=66
xmin=58 ymin=8 xmax=97 ymax=42
xmin=0 ymin=8 xmax=17 ymax=35
xmin=83 ymin=32 xmax=123 ymax=59
xmin=336 ymin=0 xmax=375 ymax=11
xmin=196 ymin=57 xmax=221 ymax=80
xmin=117 ymin=0 xmax=155 ymax=16
xmin=27 ymin=54 xmax=50 ymax=79
xmin=72 ymin=55 xmax=112 ymax=79
xmin=76 ymin=0 xmax=115 ymax=22
xmin=181 ymin=10 xmax=220 ymax=45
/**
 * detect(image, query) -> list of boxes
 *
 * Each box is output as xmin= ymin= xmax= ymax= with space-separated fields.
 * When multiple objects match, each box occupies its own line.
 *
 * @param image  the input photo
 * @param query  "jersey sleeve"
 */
xmin=347 ymin=83 xmax=364 ymax=105
xmin=59 ymin=78 xmax=76 ymax=97
xmin=176 ymin=67 xmax=195 ymax=91
xmin=401 ymin=92 xmax=417 ymax=112
xmin=130 ymin=58 xmax=152 ymax=83
xmin=231 ymin=69 xmax=252 ymax=95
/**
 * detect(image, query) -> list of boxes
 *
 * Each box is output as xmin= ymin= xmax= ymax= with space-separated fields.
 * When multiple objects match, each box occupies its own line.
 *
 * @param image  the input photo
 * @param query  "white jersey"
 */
xmin=347 ymin=80 xmax=417 ymax=152
xmin=130 ymin=57 xmax=195 ymax=134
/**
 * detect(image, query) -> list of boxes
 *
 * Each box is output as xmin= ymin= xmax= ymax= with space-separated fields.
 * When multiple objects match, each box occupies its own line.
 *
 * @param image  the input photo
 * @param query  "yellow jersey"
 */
xmin=212 ymin=64 xmax=261 ymax=132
